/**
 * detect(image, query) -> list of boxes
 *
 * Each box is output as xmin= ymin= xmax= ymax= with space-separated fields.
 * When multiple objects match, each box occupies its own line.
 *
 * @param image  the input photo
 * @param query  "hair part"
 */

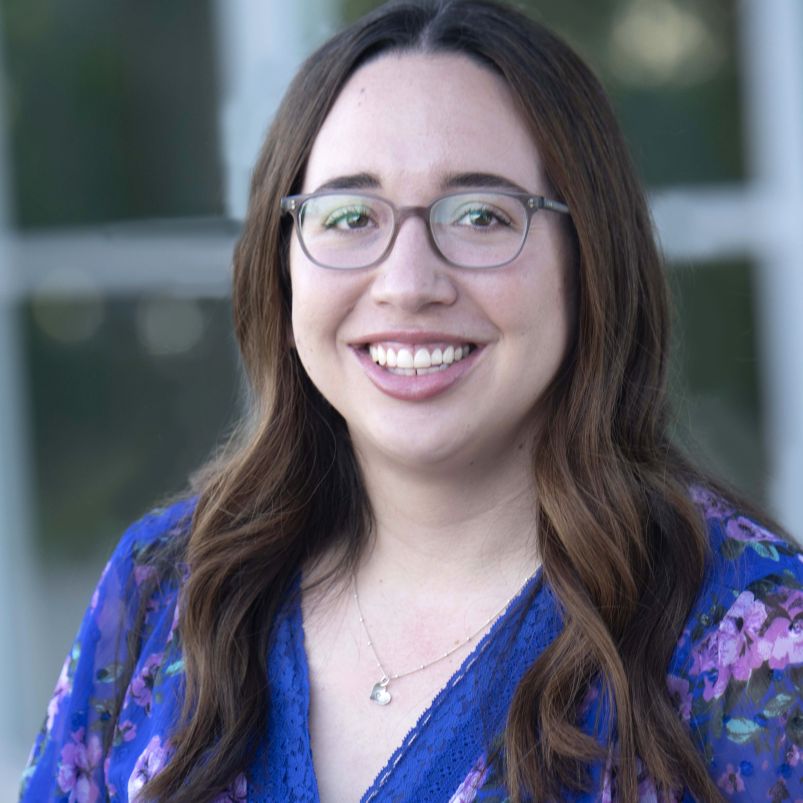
xmin=144 ymin=1 xmax=729 ymax=799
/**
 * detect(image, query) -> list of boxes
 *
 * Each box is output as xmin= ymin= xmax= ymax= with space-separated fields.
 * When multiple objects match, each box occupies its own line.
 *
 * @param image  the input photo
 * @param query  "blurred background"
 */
xmin=1 ymin=0 xmax=802 ymax=792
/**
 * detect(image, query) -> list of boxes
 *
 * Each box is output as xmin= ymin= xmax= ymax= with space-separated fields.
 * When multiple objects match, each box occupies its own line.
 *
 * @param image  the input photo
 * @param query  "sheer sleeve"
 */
xmin=671 ymin=497 xmax=803 ymax=801
xmin=677 ymin=581 xmax=803 ymax=800
xmin=18 ymin=503 xmax=191 ymax=803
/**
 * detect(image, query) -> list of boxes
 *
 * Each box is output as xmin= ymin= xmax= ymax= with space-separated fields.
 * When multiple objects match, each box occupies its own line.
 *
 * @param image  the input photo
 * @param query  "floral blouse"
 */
xmin=19 ymin=489 xmax=803 ymax=802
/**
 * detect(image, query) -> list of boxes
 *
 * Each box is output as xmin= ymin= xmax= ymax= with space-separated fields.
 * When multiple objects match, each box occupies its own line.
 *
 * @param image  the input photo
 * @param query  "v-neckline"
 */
xmin=296 ymin=569 xmax=546 ymax=803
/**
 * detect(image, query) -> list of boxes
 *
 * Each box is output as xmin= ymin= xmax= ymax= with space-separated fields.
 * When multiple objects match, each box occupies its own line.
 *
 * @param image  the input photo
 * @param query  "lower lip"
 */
xmin=352 ymin=346 xmax=482 ymax=401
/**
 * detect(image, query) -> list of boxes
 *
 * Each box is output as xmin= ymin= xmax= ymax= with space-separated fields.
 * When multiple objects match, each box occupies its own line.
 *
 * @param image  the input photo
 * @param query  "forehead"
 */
xmin=301 ymin=52 xmax=545 ymax=195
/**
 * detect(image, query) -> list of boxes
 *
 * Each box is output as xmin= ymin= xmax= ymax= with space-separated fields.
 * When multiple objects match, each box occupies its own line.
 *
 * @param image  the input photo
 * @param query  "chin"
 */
xmin=354 ymin=428 xmax=469 ymax=471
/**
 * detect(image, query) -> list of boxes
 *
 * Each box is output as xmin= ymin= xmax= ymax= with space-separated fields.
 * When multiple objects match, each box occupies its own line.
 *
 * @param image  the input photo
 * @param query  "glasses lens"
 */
xmin=430 ymin=192 xmax=528 ymax=267
xmin=297 ymin=193 xmax=394 ymax=268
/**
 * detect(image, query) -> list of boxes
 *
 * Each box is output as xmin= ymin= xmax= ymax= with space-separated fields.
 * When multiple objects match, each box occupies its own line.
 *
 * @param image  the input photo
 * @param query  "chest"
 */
xmin=253 ymin=574 xmax=555 ymax=802
xmin=303 ymin=600 xmax=478 ymax=802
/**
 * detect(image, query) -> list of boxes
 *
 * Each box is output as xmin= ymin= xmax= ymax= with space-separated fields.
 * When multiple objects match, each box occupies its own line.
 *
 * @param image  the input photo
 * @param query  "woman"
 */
xmin=20 ymin=1 xmax=803 ymax=801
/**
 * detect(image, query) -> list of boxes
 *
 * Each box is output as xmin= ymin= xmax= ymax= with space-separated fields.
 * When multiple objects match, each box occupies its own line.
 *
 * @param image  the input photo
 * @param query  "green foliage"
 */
xmin=763 ymin=692 xmax=795 ymax=719
xmin=95 ymin=663 xmax=125 ymax=684
xmin=1 ymin=0 xmax=223 ymax=226
xmin=725 ymin=716 xmax=763 ymax=745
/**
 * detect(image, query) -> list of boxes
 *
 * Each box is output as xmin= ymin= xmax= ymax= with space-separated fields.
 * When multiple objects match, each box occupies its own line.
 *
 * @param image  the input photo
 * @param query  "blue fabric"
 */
xmin=249 ymin=571 xmax=559 ymax=802
xmin=19 ymin=490 xmax=803 ymax=802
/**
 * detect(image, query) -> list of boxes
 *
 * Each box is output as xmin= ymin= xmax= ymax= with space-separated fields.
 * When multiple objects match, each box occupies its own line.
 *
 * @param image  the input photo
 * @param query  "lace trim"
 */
xmin=248 ymin=570 xmax=562 ymax=802
xmin=360 ymin=571 xmax=559 ymax=801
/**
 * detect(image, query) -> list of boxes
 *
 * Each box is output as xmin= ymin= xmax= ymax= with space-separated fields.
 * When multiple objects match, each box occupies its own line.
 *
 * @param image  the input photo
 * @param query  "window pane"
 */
xmin=24 ymin=295 xmax=240 ymax=561
xmin=1 ymin=0 xmax=222 ymax=227
xmin=340 ymin=0 xmax=744 ymax=186
xmin=668 ymin=260 xmax=766 ymax=500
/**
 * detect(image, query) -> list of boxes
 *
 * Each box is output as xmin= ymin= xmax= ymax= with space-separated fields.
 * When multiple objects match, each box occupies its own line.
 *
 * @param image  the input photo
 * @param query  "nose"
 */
xmin=370 ymin=217 xmax=458 ymax=311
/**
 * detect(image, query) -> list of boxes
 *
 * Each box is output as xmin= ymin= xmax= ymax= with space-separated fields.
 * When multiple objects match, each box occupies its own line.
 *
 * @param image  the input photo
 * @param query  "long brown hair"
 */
xmin=145 ymin=1 xmax=731 ymax=799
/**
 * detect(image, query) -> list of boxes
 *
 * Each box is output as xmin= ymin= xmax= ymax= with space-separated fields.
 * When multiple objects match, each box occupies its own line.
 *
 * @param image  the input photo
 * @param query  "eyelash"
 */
xmin=453 ymin=205 xmax=512 ymax=227
xmin=322 ymin=206 xmax=374 ymax=229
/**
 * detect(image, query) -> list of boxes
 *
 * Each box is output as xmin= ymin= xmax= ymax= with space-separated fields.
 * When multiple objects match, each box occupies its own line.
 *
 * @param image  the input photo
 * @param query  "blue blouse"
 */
xmin=20 ymin=489 xmax=803 ymax=801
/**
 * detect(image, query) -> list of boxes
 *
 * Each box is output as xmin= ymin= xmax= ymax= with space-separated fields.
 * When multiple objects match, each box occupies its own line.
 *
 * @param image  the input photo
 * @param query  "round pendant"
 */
xmin=370 ymin=679 xmax=392 ymax=705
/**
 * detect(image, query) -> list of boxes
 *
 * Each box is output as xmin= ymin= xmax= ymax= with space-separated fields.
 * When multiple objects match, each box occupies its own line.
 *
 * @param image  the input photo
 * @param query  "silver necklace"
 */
xmin=353 ymin=572 xmax=535 ymax=706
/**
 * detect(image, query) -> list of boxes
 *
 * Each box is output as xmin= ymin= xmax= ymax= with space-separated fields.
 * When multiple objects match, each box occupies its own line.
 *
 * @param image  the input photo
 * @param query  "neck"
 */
xmin=355 ymin=446 xmax=540 ymax=595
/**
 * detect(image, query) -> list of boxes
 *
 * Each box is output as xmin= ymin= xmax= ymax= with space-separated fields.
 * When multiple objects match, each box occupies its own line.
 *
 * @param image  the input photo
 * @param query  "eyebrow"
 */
xmin=442 ymin=172 xmax=528 ymax=194
xmin=314 ymin=173 xmax=380 ymax=192
xmin=312 ymin=170 xmax=529 ymax=194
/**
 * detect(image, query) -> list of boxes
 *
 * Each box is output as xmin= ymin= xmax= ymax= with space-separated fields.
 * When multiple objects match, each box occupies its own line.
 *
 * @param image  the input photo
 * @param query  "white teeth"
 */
xmin=367 ymin=342 xmax=473 ymax=373
xmin=413 ymin=348 xmax=431 ymax=369
xmin=396 ymin=348 xmax=414 ymax=368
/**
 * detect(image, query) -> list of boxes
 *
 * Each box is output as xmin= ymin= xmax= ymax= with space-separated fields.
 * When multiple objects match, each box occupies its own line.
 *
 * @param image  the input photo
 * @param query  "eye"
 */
xmin=322 ymin=204 xmax=375 ymax=231
xmin=452 ymin=203 xmax=512 ymax=229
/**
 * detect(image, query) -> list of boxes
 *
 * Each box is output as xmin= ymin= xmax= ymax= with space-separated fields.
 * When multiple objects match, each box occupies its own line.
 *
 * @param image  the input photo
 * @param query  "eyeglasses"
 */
xmin=280 ymin=190 xmax=570 ymax=270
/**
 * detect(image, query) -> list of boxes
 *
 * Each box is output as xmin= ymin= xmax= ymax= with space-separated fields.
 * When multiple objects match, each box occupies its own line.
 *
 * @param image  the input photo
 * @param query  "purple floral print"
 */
xmin=754 ymin=587 xmax=803 ymax=669
xmin=690 ymin=585 xmax=803 ymax=704
xmin=448 ymin=755 xmax=488 ymax=803
xmin=46 ymin=648 xmax=75 ymax=733
xmin=18 ymin=497 xmax=803 ymax=802
xmin=56 ymin=727 xmax=103 ymax=803
xmin=600 ymin=754 xmax=683 ymax=803
xmin=128 ymin=652 xmax=163 ymax=714
xmin=717 ymin=763 xmax=746 ymax=794
xmin=89 ymin=559 xmax=111 ymax=614
xmin=133 ymin=564 xmax=156 ymax=587
xmin=689 ymin=486 xmax=733 ymax=519
xmin=127 ymin=736 xmax=171 ymax=802
xmin=103 ymin=754 xmax=117 ymax=798
xmin=211 ymin=773 xmax=247 ymax=802
xmin=114 ymin=719 xmax=137 ymax=745
xmin=165 ymin=595 xmax=180 ymax=647
xmin=690 ymin=590 xmax=768 ymax=700
xmin=725 ymin=515 xmax=785 ymax=545
xmin=666 ymin=675 xmax=692 ymax=722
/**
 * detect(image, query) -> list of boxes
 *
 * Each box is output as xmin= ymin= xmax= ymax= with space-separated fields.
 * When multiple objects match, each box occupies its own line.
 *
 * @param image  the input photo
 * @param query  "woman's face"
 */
xmin=289 ymin=52 xmax=573 ymax=475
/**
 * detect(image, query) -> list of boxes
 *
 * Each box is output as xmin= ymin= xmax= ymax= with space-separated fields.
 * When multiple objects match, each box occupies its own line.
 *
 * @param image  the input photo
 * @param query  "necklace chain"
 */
xmin=353 ymin=570 xmax=536 ymax=705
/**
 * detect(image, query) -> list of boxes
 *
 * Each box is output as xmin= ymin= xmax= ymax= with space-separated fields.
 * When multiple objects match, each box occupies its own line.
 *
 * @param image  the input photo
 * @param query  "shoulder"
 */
xmin=92 ymin=496 xmax=196 ymax=666
xmin=675 ymin=485 xmax=803 ymax=674
xmin=667 ymin=488 xmax=803 ymax=799
xmin=98 ymin=498 xmax=195 ymax=600
xmin=689 ymin=485 xmax=802 ymax=606
xmin=114 ymin=496 xmax=196 ymax=569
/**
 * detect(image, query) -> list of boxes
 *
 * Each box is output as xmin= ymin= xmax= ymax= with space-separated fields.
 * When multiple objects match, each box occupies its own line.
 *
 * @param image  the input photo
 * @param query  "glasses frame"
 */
xmin=280 ymin=189 xmax=570 ymax=270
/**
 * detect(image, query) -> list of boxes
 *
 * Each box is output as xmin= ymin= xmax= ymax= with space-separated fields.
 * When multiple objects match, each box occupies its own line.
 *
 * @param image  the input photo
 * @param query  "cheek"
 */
xmin=507 ymin=276 xmax=573 ymax=400
xmin=500 ymin=268 xmax=570 ymax=343
xmin=289 ymin=244 xmax=328 ymax=333
xmin=290 ymin=292 xmax=333 ymax=377
xmin=288 ymin=255 xmax=364 ymax=355
xmin=289 ymin=257 xmax=326 ymax=364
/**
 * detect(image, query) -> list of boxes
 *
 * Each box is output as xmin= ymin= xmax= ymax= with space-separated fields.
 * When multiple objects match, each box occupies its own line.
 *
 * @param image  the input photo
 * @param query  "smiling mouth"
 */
xmin=365 ymin=343 xmax=475 ymax=376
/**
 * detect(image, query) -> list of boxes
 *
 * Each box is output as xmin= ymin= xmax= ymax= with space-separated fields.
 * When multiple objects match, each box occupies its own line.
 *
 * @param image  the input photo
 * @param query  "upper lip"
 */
xmin=349 ymin=330 xmax=484 ymax=346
